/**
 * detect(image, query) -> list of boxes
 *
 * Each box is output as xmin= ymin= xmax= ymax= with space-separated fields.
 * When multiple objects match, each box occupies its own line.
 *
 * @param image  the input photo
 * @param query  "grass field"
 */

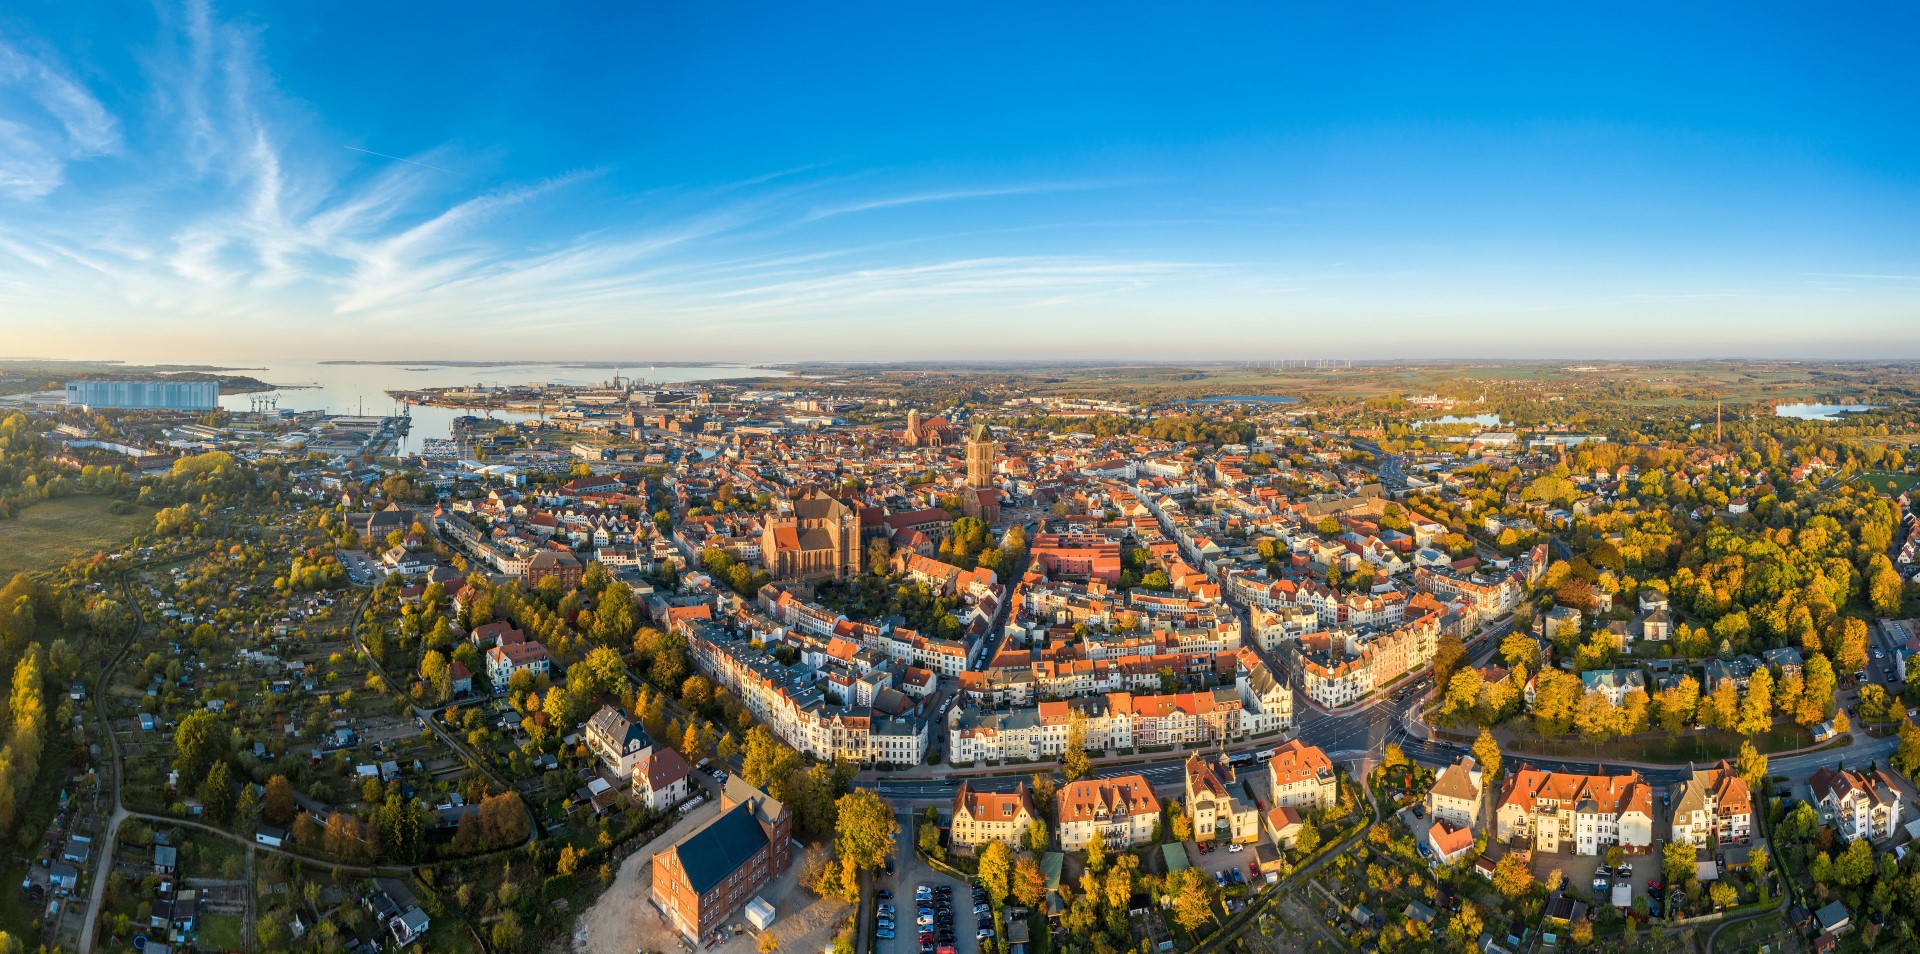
xmin=197 ymin=913 xmax=245 ymax=950
xmin=0 ymin=495 xmax=151 ymax=579
xmin=1851 ymin=471 xmax=1920 ymax=496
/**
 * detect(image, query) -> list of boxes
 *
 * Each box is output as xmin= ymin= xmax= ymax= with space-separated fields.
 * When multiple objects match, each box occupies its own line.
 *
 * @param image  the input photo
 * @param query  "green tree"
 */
xmin=173 ymin=709 xmax=227 ymax=780
xmin=421 ymin=650 xmax=452 ymax=703
xmin=918 ymin=806 xmax=943 ymax=860
xmin=832 ymin=790 xmax=898 ymax=873
xmin=200 ymin=761 xmax=236 ymax=824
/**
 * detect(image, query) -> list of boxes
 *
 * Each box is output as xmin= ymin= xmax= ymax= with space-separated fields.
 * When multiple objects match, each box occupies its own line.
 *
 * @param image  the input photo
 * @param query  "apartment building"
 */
xmin=946 ymin=687 xmax=1247 ymax=763
xmin=1186 ymin=753 xmax=1259 ymax=843
xmin=1494 ymin=768 xmax=1654 ymax=856
xmin=1668 ymin=760 xmax=1753 ymax=849
xmin=1266 ymin=740 xmax=1339 ymax=812
xmin=652 ymin=777 xmax=794 ymax=941
xmin=1057 ymin=775 xmax=1160 ymax=850
xmin=1810 ymin=765 xmax=1905 ymax=843
xmin=1298 ymin=611 xmax=1441 ymax=708
xmin=1425 ymin=755 xmax=1485 ymax=829
xmin=584 ymin=705 xmax=654 ymax=777
xmin=950 ymin=781 xmax=1038 ymax=854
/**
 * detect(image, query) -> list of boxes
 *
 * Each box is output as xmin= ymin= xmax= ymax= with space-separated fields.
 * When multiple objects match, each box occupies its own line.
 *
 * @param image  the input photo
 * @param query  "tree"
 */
xmin=1662 ymin=840 xmax=1697 ymax=890
xmin=1085 ymin=829 xmax=1107 ymax=871
xmin=1492 ymin=852 xmax=1533 ymax=900
xmin=1831 ymin=617 xmax=1870 ymax=677
xmin=1735 ymin=740 xmax=1769 ymax=791
xmin=1063 ymin=710 xmax=1092 ymax=780
xmin=1834 ymin=836 xmax=1873 ymax=886
xmin=262 ymin=775 xmax=296 ymax=826
xmin=1566 ymin=913 xmax=1597 ymax=944
xmin=419 ymin=649 xmax=453 ymax=703
xmin=1501 ymin=631 xmax=1540 ymax=671
xmin=1737 ymin=668 xmax=1773 ymax=736
xmin=1530 ymin=668 xmax=1582 ymax=737
xmin=1472 ymin=729 xmax=1502 ymax=783
xmin=1708 ymin=881 xmax=1737 ymax=910
xmin=918 ymin=806 xmax=943 ymax=860
xmin=1869 ymin=554 xmax=1904 ymax=615
xmin=1832 ymin=708 xmax=1851 ymax=737
xmin=1014 ymin=854 xmax=1048 ymax=908
xmin=1432 ymin=633 xmax=1468 ymax=686
xmin=490 ymin=910 xmax=524 ymax=953
xmin=1025 ymin=819 xmax=1050 ymax=854
xmin=200 ymin=761 xmax=235 ymax=824
xmin=1030 ymin=774 xmax=1057 ymax=816
xmin=978 ymin=840 xmax=1013 ymax=904
xmin=1893 ymin=714 xmax=1920 ymax=778
xmin=1574 ymin=690 xmax=1618 ymax=743
xmin=1441 ymin=669 xmax=1485 ymax=724
xmin=1749 ymin=844 xmax=1771 ymax=892
xmin=1656 ymin=675 xmax=1700 ymax=736
xmin=1169 ymin=868 xmax=1215 ymax=932
xmin=833 ymin=790 xmax=898 ymax=873
xmin=1293 ymin=820 xmax=1319 ymax=854
xmin=1800 ymin=655 xmax=1837 ymax=725
xmin=379 ymin=792 xmax=428 ymax=862
xmin=173 ymin=709 xmax=227 ymax=780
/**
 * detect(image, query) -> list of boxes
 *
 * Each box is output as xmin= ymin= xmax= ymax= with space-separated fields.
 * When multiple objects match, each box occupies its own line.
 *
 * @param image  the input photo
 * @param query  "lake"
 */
xmin=181 ymin=359 xmax=779 ymax=452
xmin=1774 ymin=403 xmax=1883 ymax=421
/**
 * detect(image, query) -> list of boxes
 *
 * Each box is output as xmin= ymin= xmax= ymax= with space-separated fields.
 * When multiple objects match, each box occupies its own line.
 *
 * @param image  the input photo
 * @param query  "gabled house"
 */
xmin=1809 ymin=765 xmax=1904 ymax=843
xmin=1669 ymin=760 xmax=1753 ymax=848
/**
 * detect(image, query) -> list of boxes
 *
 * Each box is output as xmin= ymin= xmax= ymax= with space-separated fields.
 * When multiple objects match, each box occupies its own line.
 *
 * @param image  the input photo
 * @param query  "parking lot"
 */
xmin=1186 ymin=835 xmax=1273 ymax=890
xmin=1525 ymin=836 xmax=1667 ymax=918
xmin=883 ymin=805 xmax=987 ymax=954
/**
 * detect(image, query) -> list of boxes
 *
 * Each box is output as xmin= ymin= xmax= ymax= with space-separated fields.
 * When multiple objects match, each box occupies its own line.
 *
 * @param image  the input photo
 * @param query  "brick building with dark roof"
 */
xmin=651 ymin=776 xmax=794 ymax=942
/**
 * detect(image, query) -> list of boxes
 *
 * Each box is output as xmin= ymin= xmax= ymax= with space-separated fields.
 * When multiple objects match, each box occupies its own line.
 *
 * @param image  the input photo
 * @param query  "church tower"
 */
xmin=966 ymin=423 xmax=995 ymax=489
xmin=905 ymin=408 xmax=921 ymax=447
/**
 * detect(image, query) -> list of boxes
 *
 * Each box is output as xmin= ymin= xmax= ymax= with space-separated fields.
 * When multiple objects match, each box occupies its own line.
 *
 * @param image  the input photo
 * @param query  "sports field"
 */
xmin=1852 ymin=471 xmax=1920 ymax=496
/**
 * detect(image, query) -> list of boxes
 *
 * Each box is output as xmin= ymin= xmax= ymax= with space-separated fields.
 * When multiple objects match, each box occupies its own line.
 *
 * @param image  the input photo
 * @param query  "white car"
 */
xmin=1228 ymin=843 xmax=1244 ymax=853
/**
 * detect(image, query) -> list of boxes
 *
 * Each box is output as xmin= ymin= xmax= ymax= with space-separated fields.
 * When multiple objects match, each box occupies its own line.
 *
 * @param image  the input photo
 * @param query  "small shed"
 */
xmin=745 ymin=896 xmax=776 ymax=931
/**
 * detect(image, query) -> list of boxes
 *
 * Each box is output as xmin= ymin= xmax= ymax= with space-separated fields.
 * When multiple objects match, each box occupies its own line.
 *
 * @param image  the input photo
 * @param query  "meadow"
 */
xmin=0 ymin=495 xmax=152 ymax=579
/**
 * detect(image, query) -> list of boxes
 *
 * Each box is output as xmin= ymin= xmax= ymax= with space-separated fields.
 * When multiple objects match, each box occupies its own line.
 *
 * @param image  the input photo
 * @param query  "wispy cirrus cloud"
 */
xmin=0 ymin=38 xmax=120 ymax=198
xmin=0 ymin=2 xmax=1218 ymax=357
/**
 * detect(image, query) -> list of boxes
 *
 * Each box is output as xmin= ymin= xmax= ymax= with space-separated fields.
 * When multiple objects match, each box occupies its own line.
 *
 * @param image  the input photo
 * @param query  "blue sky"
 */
xmin=1 ymin=2 xmax=1917 ymax=361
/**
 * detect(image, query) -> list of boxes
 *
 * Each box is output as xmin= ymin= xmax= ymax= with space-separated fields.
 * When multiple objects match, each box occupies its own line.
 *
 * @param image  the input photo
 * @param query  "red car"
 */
xmin=1250 ymin=863 xmax=1261 ymax=879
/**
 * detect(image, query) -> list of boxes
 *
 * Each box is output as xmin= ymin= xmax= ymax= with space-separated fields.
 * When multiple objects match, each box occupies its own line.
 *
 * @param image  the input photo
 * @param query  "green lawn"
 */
xmin=198 ymin=913 xmax=245 ymax=950
xmin=1851 ymin=471 xmax=1920 ymax=496
xmin=1502 ymin=721 xmax=1819 ymax=764
xmin=0 ymin=495 xmax=152 ymax=579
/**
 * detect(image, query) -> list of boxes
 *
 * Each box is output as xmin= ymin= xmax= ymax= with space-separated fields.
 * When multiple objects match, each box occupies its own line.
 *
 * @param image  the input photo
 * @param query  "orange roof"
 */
xmin=1057 ymin=776 xmax=1159 ymax=824
xmin=1267 ymin=740 xmax=1334 ymax=788
xmin=1429 ymin=819 xmax=1475 ymax=858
